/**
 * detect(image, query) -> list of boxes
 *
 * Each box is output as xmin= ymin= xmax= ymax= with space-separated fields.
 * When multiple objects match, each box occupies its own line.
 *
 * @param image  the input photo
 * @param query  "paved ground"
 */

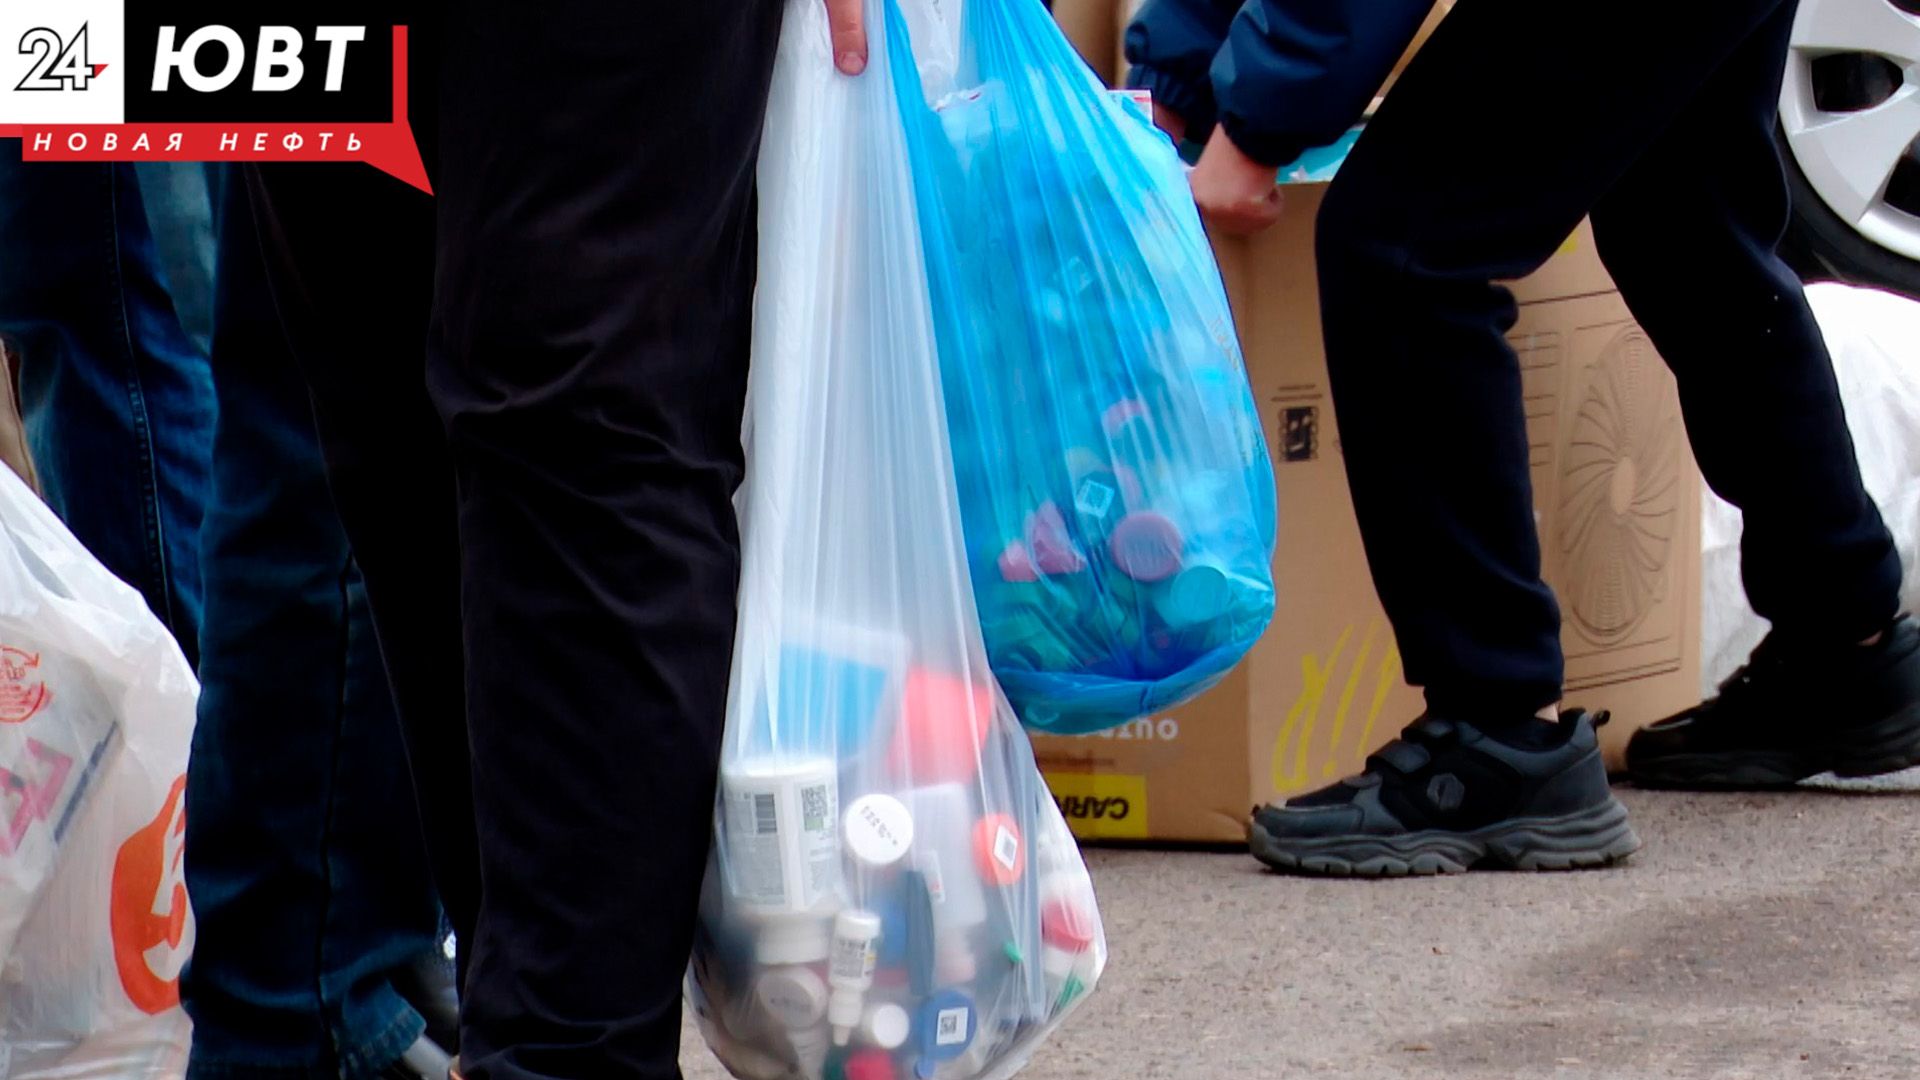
xmin=684 ymin=772 xmax=1920 ymax=1080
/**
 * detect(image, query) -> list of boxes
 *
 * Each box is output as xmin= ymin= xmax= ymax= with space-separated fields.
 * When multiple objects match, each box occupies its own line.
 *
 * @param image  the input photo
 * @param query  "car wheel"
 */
xmin=1777 ymin=0 xmax=1920 ymax=299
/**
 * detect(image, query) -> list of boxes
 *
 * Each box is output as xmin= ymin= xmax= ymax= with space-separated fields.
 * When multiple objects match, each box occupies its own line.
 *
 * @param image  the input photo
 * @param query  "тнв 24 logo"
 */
xmin=16 ymin=24 xmax=104 ymax=91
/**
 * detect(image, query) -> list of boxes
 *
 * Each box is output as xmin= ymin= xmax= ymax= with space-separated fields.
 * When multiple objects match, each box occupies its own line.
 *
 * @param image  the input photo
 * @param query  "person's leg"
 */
xmin=239 ymin=149 xmax=481 ymax=969
xmin=1588 ymin=6 xmax=1900 ymax=644
xmin=1251 ymin=0 xmax=1793 ymax=877
xmin=430 ymin=1 xmax=781 ymax=1073
xmin=183 ymin=166 xmax=444 ymax=1080
xmin=1600 ymin=7 xmax=1919 ymax=788
xmin=1312 ymin=0 xmax=1793 ymax=719
xmin=0 ymin=148 xmax=214 ymax=666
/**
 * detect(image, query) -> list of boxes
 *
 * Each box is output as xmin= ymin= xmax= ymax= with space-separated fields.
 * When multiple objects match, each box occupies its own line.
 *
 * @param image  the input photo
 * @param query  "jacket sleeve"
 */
xmin=1122 ymin=0 xmax=1245 ymax=137
xmin=1210 ymin=0 xmax=1437 ymax=167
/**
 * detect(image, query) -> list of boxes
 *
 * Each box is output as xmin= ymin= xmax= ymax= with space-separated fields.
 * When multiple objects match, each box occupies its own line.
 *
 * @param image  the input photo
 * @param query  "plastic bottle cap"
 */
xmin=1109 ymin=513 xmax=1183 ymax=582
xmin=996 ymin=541 xmax=1040 ymax=583
xmin=1027 ymin=502 xmax=1086 ymax=575
xmin=914 ymin=989 xmax=977 ymax=1067
xmin=845 ymin=795 xmax=915 ymax=867
xmin=756 ymin=966 xmax=829 ymax=1029
xmin=1041 ymin=895 xmax=1096 ymax=951
xmin=845 ymin=1049 xmax=898 ymax=1080
xmin=889 ymin=672 xmax=993 ymax=786
xmin=1101 ymin=398 xmax=1148 ymax=436
xmin=862 ymin=1002 xmax=911 ymax=1050
xmin=1161 ymin=561 xmax=1232 ymax=625
xmin=972 ymin=815 xmax=1026 ymax=886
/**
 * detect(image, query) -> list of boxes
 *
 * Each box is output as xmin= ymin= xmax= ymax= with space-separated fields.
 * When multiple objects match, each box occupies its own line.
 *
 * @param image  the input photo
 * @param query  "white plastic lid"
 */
xmin=844 ymin=794 xmax=915 ymax=867
xmin=756 ymin=966 xmax=828 ymax=1029
xmin=862 ymin=1002 xmax=911 ymax=1050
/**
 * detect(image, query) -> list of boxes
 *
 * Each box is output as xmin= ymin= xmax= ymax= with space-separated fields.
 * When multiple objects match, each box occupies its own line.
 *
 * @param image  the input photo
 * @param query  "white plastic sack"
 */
xmin=1702 ymin=282 xmax=1920 ymax=687
xmin=0 ymin=464 xmax=194 ymax=1077
xmin=684 ymin=0 xmax=1105 ymax=1077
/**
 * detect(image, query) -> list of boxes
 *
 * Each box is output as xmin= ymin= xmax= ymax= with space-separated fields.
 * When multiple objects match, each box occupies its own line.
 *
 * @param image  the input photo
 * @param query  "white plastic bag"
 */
xmin=1701 ymin=283 xmax=1920 ymax=689
xmin=0 ymin=463 xmax=194 ymax=1078
xmin=684 ymin=0 xmax=1106 ymax=1076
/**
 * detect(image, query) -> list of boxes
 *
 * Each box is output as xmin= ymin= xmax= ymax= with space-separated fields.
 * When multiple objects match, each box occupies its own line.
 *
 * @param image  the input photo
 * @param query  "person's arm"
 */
xmin=1123 ymin=0 xmax=1245 ymax=143
xmin=1209 ymin=0 xmax=1435 ymax=168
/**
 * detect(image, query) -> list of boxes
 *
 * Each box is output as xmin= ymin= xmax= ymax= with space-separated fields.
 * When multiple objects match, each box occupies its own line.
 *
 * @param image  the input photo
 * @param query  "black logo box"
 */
xmin=122 ymin=1 xmax=399 ymax=122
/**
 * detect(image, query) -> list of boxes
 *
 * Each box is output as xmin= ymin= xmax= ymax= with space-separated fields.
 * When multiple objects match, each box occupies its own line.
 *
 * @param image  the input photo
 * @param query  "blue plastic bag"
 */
xmin=896 ymin=0 xmax=1278 ymax=735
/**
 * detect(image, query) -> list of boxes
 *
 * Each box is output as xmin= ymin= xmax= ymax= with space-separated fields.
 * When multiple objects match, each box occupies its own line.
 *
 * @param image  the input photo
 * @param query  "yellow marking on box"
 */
xmin=1043 ymin=772 xmax=1150 ymax=840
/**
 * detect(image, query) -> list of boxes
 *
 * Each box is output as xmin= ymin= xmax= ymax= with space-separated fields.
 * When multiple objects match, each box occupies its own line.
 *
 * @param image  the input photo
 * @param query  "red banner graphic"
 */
xmin=0 ymin=26 xmax=427 ymax=193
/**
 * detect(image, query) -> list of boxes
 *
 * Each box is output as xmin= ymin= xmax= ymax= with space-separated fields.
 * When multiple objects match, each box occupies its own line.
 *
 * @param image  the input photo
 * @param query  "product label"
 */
xmin=800 ymin=780 xmax=839 ymax=904
xmin=830 ymin=934 xmax=876 ymax=982
xmin=725 ymin=788 xmax=788 ymax=907
xmin=935 ymin=1006 xmax=969 ymax=1046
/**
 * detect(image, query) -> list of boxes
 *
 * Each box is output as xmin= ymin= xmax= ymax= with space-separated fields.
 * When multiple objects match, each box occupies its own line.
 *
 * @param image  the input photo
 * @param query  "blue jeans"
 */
xmin=180 ymin=170 xmax=444 ymax=1078
xmin=0 ymin=145 xmax=214 ymax=667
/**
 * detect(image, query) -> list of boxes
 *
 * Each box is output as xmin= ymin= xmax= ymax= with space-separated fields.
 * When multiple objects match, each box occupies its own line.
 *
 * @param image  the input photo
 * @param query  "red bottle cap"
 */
xmin=1027 ymin=501 xmax=1086 ymax=575
xmin=888 ymin=670 xmax=994 ymax=785
xmin=996 ymin=541 xmax=1040 ymax=583
xmin=1108 ymin=512 xmax=1183 ymax=582
xmin=972 ymin=814 xmax=1026 ymax=886
xmin=1041 ymin=895 xmax=1096 ymax=951
xmin=845 ymin=1048 xmax=898 ymax=1080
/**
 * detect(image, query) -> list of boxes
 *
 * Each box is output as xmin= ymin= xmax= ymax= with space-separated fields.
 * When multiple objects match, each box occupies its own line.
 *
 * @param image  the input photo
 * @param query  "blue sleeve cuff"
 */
xmin=1125 ymin=62 xmax=1220 ymax=140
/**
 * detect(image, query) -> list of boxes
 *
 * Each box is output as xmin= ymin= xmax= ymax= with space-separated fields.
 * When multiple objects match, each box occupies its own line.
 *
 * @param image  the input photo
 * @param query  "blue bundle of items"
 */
xmin=901 ymin=1 xmax=1278 ymax=735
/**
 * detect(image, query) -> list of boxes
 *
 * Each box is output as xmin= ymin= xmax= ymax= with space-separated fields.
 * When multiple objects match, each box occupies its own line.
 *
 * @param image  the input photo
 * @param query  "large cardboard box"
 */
xmin=1032 ymin=187 xmax=1704 ymax=843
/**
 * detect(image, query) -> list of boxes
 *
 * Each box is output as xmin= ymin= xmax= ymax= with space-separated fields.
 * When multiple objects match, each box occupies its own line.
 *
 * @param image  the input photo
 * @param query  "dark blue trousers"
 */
xmin=1316 ymin=0 xmax=1902 ymax=717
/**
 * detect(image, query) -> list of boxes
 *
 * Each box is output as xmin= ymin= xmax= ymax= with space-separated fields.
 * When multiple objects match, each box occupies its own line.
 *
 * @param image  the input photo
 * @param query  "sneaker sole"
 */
xmin=1630 ymin=700 xmax=1920 ymax=790
xmin=1247 ymin=797 xmax=1641 ymax=878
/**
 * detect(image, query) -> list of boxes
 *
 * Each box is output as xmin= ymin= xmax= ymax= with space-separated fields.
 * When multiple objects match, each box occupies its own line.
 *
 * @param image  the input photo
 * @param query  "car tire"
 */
xmin=1775 ymin=0 xmax=1920 ymax=300
xmin=1781 ymin=125 xmax=1920 ymax=299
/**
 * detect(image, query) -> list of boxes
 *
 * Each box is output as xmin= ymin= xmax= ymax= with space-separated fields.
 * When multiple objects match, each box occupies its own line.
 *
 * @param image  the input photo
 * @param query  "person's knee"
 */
xmin=1315 ymin=175 xmax=1404 ymax=299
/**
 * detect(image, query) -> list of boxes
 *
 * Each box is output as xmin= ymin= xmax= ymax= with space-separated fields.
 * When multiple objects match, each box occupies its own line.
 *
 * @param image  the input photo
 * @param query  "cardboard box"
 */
xmin=1033 ymin=186 xmax=1703 ymax=843
xmin=1051 ymin=0 xmax=1121 ymax=86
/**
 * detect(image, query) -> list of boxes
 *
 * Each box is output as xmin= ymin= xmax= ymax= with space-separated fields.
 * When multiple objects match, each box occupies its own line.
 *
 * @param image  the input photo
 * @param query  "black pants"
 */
xmin=1316 ymin=0 xmax=1903 ymax=717
xmin=242 ymin=2 xmax=785 ymax=1075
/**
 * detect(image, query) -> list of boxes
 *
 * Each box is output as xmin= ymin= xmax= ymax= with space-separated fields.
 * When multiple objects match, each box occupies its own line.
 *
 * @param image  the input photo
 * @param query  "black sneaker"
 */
xmin=1248 ymin=710 xmax=1639 ymax=877
xmin=1628 ymin=614 xmax=1920 ymax=789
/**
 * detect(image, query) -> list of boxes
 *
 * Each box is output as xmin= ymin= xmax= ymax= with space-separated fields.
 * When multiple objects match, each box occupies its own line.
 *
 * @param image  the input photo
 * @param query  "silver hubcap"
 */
xmin=1781 ymin=0 xmax=1920 ymax=260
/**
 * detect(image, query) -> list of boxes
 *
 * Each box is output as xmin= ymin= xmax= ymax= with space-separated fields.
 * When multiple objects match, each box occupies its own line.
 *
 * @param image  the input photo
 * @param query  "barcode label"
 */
xmin=801 ymin=783 xmax=829 ymax=831
xmin=1074 ymin=478 xmax=1114 ymax=518
xmin=753 ymin=792 xmax=778 ymax=836
xmin=936 ymin=1007 xmax=968 ymax=1046
xmin=993 ymin=825 xmax=1019 ymax=871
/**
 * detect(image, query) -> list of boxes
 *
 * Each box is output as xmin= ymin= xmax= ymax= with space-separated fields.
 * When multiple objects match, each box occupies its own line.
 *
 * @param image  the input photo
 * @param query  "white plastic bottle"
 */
xmin=721 ymin=758 xmax=840 ymax=913
xmin=826 ymin=909 xmax=883 ymax=1045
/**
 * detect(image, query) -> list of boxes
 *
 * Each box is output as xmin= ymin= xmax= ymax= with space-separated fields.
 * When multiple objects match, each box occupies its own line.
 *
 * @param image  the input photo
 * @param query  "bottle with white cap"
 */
xmin=826 ymin=908 xmax=883 ymax=1046
xmin=860 ymin=1000 xmax=911 ymax=1051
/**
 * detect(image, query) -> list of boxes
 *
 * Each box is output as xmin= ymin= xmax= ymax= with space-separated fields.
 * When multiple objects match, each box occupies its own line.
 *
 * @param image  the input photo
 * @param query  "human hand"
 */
xmin=1189 ymin=127 xmax=1283 ymax=235
xmin=826 ymin=0 xmax=867 ymax=74
xmin=1151 ymin=103 xmax=1188 ymax=145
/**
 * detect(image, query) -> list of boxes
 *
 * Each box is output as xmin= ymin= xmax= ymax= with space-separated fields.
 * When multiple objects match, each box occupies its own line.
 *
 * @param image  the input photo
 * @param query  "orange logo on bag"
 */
xmin=0 ymin=646 xmax=51 ymax=724
xmin=111 ymin=774 xmax=190 ymax=1014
